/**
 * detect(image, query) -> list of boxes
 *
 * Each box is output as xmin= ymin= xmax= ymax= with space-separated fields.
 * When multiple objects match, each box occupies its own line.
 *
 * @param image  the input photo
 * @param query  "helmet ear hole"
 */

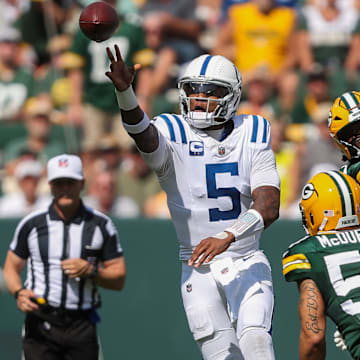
xmin=310 ymin=213 xmax=315 ymax=226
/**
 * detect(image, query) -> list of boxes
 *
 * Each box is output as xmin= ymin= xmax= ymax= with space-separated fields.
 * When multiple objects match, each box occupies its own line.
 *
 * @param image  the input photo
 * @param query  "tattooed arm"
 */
xmin=251 ymin=186 xmax=280 ymax=228
xmin=298 ymin=279 xmax=326 ymax=360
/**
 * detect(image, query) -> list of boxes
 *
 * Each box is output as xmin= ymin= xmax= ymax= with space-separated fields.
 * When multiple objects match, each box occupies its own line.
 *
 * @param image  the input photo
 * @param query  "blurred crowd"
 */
xmin=0 ymin=0 xmax=359 ymax=219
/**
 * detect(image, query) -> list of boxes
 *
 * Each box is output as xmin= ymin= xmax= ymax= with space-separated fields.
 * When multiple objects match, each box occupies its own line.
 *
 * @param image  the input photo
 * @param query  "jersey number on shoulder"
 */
xmin=324 ymin=250 xmax=360 ymax=316
xmin=206 ymin=163 xmax=241 ymax=222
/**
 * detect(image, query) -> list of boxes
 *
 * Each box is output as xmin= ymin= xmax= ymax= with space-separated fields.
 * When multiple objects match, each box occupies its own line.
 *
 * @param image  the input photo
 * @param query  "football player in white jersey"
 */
xmin=105 ymin=45 xmax=280 ymax=360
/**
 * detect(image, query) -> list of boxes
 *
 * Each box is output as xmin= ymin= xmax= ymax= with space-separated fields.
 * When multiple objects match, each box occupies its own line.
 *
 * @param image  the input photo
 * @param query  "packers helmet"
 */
xmin=300 ymin=171 xmax=360 ymax=235
xmin=329 ymin=91 xmax=360 ymax=160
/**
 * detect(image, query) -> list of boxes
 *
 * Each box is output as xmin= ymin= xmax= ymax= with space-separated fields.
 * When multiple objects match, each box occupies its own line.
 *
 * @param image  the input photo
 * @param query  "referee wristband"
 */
xmin=14 ymin=286 xmax=26 ymax=299
xmin=115 ymin=87 xmax=139 ymax=111
xmin=123 ymin=113 xmax=150 ymax=134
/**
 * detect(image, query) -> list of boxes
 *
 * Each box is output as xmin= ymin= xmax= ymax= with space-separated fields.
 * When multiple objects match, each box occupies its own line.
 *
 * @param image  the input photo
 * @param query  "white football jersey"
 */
xmin=143 ymin=113 xmax=280 ymax=260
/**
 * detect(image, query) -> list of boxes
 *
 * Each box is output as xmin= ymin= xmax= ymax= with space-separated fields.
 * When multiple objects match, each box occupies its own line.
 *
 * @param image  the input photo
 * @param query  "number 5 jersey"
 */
xmin=141 ymin=113 xmax=280 ymax=260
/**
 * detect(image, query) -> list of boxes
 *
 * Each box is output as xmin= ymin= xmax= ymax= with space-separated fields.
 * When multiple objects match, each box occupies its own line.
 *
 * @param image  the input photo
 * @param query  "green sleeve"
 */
xmin=70 ymin=30 xmax=89 ymax=58
xmin=297 ymin=12 xmax=308 ymax=31
xmin=282 ymin=243 xmax=313 ymax=283
xmin=352 ymin=18 xmax=360 ymax=35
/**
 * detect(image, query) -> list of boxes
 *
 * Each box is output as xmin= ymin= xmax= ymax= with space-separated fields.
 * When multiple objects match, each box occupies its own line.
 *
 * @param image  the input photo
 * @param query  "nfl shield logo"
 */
xmin=58 ymin=159 xmax=68 ymax=168
xmin=221 ymin=267 xmax=229 ymax=275
xmin=186 ymin=283 xmax=192 ymax=293
xmin=218 ymin=146 xmax=225 ymax=155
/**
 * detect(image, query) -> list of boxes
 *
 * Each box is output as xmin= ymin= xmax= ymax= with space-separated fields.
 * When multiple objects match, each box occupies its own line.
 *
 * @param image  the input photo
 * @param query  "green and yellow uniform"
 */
xmin=283 ymin=230 xmax=360 ymax=359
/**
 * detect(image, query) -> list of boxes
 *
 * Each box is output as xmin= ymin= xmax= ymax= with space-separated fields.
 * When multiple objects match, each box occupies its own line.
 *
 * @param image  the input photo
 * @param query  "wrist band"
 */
xmin=14 ymin=286 xmax=25 ymax=299
xmin=115 ymin=87 xmax=139 ymax=111
xmin=123 ymin=113 xmax=150 ymax=134
xmin=225 ymin=209 xmax=264 ymax=240
xmin=213 ymin=231 xmax=229 ymax=240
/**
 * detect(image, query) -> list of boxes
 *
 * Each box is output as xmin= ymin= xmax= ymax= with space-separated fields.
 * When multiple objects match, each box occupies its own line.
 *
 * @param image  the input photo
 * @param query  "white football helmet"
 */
xmin=178 ymin=54 xmax=242 ymax=129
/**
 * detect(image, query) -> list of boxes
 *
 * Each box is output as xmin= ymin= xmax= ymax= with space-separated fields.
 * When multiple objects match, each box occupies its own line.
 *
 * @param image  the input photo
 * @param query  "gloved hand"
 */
xmin=334 ymin=329 xmax=347 ymax=351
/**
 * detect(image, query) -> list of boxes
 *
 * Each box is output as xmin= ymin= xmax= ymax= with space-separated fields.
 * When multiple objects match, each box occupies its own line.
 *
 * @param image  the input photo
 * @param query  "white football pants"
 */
xmin=181 ymin=250 xmax=275 ymax=360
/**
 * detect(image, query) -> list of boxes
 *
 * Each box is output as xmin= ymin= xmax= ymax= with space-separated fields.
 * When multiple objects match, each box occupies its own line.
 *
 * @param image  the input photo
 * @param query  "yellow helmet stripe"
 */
xmin=326 ymin=171 xmax=355 ymax=217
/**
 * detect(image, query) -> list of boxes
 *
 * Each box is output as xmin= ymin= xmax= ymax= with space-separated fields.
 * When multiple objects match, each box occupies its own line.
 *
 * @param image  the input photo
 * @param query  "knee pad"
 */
xmin=186 ymin=305 xmax=231 ymax=340
xmin=186 ymin=306 xmax=243 ymax=360
xmin=239 ymin=328 xmax=275 ymax=360
xmin=199 ymin=329 xmax=243 ymax=360
xmin=237 ymin=282 xmax=274 ymax=337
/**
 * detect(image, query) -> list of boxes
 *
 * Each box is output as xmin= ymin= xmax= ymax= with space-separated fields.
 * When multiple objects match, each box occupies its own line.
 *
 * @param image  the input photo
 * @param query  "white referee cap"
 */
xmin=47 ymin=154 xmax=84 ymax=182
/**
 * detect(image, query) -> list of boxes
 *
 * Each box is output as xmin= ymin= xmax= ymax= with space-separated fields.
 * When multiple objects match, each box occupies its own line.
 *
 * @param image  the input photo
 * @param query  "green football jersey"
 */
xmin=342 ymin=160 xmax=360 ymax=184
xmin=0 ymin=68 xmax=34 ymax=121
xmin=283 ymin=229 xmax=360 ymax=359
xmin=71 ymin=20 xmax=148 ymax=113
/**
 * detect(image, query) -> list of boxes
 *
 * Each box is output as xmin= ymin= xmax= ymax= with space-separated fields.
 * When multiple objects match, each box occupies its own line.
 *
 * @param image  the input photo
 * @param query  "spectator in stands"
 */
xmin=138 ymin=0 xmax=204 ymax=115
xmin=0 ymin=159 xmax=51 ymax=218
xmin=220 ymin=0 xmax=298 ymax=23
xmin=66 ymin=0 xmax=153 ymax=150
xmin=214 ymin=0 xmax=297 ymax=85
xmin=285 ymin=102 xmax=343 ymax=218
xmin=81 ymin=135 xmax=123 ymax=197
xmin=116 ymin=144 xmax=162 ymax=215
xmin=237 ymin=71 xmax=276 ymax=122
xmin=0 ymin=27 xmax=34 ymax=122
xmin=33 ymin=34 xmax=72 ymax=114
xmin=297 ymin=0 xmax=360 ymax=96
xmin=144 ymin=190 xmax=170 ymax=219
xmin=3 ymin=96 xmax=66 ymax=174
xmin=270 ymin=120 xmax=297 ymax=218
xmin=16 ymin=0 xmax=69 ymax=63
xmin=0 ymin=0 xmax=29 ymax=32
xmin=291 ymin=63 xmax=331 ymax=124
xmin=84 ymin=170 xmax=139 ymax=218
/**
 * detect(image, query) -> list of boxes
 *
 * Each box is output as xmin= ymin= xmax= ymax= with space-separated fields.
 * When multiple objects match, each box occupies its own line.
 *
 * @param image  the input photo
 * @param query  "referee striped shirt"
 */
xmin=9 ymin=201 xmax=123 ymax=310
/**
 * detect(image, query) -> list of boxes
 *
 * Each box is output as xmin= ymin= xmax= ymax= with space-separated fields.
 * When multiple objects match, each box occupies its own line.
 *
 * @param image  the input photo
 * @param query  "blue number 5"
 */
xmin=206 ymin=163 xmax=241 ymax=222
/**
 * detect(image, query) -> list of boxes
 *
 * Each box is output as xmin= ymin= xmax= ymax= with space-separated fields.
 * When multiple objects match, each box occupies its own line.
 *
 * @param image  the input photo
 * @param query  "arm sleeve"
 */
xmin=138 ymin=117 xmax=174 ymax=177
xmin=297 ymin=12 xmax=308 ymax=31
xmin=282 ymin=247 xmax=313 ymax=283
xmin=101 ymin=218 xmax=124 ymax=261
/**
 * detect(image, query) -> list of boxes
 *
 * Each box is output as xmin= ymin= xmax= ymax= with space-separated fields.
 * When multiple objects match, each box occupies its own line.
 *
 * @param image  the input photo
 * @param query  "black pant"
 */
xmin=23 ymin=311 xmax=99 ymax=360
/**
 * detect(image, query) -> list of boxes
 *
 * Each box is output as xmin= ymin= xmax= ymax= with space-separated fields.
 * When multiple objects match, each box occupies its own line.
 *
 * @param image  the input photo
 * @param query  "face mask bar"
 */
xmin=336 ymin=120 xmax=360 ymax=159
xmin=181 ymin=93 xmax=230 ymax=127
xmin=299 ymin=204 xmax=310 ymax=235
xmin=178 ymin=78 xmax=239 ymax=129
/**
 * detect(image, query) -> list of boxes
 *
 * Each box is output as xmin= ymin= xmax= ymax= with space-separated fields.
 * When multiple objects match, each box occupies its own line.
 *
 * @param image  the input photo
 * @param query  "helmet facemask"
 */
xmin=336 ymin=120 xmax=360 ymax=160
xmin=179 ymin=79 xmax=240 ymax=129
xmin=177 ymin=54 xmax=242 ymax=129
xmin=329 ymin=91 xmax=360 ymax=160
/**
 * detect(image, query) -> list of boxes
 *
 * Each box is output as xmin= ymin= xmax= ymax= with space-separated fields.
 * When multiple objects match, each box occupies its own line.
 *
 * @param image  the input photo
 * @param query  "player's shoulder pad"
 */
xmin=236 ymin=114 xmax=271 ymax=146
xmin=282 ymin=235 xmax=313 ymax=278
xmin=282 ymin=234 xmax=312 ymax=257
xmin=151 ymin=113 xmax=188 ymax=144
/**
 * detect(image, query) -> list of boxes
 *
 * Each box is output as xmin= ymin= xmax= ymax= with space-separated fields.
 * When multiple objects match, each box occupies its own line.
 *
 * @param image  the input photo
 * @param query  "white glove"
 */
xmin=334 ymin=329 xmax=347 ymax=351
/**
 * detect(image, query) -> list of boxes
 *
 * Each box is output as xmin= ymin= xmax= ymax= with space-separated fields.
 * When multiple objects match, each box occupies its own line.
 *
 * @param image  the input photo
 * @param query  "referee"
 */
xmin=3 ymin=154 xmax=126 ymax=360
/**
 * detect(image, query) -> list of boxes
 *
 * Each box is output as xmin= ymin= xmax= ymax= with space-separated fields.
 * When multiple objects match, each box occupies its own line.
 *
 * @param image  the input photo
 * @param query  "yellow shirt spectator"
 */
xmin=219 ymin=2 xmax=296 ymax=77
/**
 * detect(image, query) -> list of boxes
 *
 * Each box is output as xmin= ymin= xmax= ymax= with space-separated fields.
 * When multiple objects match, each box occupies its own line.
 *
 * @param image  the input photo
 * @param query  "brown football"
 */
xmin=79 ymin=1 xmax=119 ymax=42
